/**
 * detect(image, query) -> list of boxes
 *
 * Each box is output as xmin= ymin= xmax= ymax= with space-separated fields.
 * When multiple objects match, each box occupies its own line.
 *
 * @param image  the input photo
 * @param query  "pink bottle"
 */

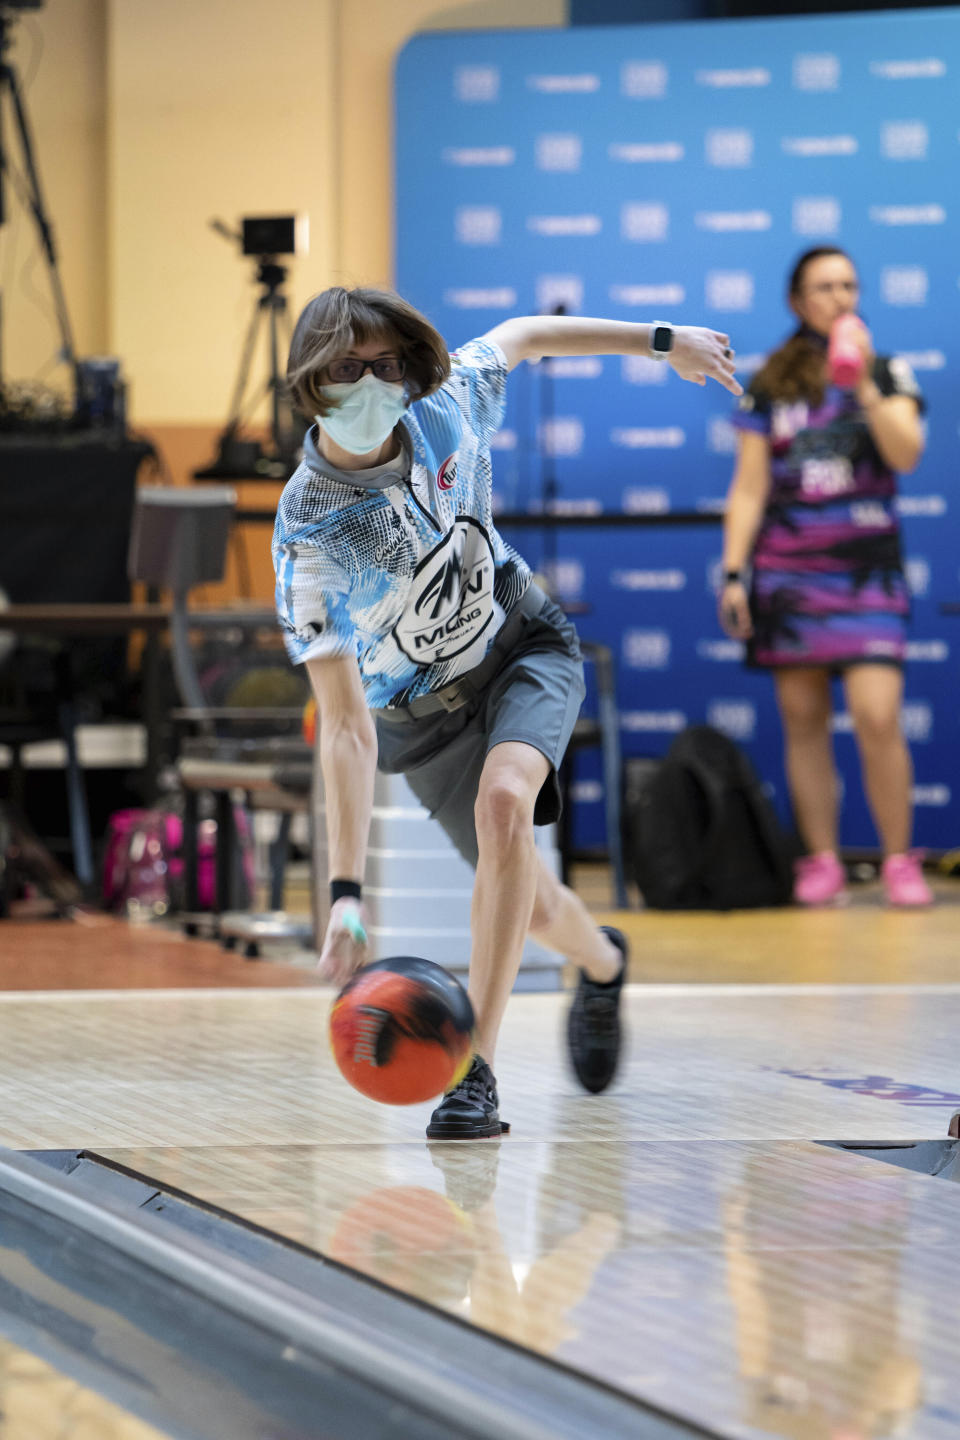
xmin=828 ymin=313 xmax=865 ymax=389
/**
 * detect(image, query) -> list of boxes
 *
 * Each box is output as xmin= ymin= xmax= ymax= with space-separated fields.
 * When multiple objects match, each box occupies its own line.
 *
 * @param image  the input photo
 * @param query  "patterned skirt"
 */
xmin=747 ymin=527 xmax=909 ymax=669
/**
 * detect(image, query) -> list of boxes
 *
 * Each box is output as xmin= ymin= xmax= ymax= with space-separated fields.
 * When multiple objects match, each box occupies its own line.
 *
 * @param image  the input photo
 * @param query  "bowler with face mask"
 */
xmin=273 ymin=285 xmax=741 ymax=1139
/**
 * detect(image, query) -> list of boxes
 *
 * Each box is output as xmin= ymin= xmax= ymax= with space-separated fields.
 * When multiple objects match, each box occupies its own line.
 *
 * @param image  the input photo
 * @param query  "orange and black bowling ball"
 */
xmin=329 ymin=956 xmax=474 ymax=1105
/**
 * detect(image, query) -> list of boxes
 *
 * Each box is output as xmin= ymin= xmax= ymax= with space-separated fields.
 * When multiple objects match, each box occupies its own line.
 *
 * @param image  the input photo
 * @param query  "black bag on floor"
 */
xmin=625 ymin=725 xmax=793 ymax=910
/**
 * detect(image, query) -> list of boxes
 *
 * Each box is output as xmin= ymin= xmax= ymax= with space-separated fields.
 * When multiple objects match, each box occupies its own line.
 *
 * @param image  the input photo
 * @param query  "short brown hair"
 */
xmin=286 ymin=286 xmax=451 ymax=416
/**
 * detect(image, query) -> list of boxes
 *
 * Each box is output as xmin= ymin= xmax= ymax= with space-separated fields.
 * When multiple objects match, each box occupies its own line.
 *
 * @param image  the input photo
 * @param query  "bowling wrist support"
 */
xmin=330 ymin=879 xmax=363 ymax=905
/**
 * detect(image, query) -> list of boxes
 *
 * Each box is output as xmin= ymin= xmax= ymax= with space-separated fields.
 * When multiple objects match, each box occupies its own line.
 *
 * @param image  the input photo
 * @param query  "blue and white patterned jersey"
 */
xmin=273 ymin=338 xmax=532 ymax=708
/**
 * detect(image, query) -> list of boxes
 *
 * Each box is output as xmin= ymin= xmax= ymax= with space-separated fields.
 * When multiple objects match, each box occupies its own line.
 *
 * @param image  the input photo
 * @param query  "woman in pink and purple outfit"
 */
xmin=719 ymin=247 xmax=932 ymax=907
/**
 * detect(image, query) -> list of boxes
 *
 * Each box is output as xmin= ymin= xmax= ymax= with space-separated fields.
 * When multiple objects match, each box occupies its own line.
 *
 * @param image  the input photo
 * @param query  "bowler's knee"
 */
xmin=475 ymin=768 xmax=536 ymax=850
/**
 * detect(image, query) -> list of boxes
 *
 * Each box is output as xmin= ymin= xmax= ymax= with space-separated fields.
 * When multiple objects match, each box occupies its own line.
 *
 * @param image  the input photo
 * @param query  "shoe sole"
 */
xmin=794 ymin=888 xmax=849 ymax=907
xmin=425 ymin=1119 xmax=509 ymax=1140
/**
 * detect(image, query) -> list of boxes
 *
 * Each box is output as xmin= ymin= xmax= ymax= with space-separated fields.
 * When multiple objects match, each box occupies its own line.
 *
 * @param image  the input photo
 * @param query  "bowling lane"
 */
xmin=4 ymin=983 xmax=960 ymax=1438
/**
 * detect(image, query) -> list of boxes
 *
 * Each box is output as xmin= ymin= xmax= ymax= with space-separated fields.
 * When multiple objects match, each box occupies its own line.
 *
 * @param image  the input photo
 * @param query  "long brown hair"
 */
xmin=287 ymin=287 xmax=451 ymax=416
xmin=752 ymin=247 xmax=853 ymax=406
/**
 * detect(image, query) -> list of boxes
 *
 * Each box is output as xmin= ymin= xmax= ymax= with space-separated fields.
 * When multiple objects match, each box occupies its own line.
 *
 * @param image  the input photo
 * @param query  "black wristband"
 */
xmin=330 ymin=879 xmax=362 ymax=905
xmin=723 ymin=569 xmax=745 ymax=585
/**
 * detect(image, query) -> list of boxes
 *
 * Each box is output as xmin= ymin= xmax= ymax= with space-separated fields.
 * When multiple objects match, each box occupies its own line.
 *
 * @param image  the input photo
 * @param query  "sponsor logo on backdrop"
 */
xmin=611 ymin=427 xmax=685 ymax=448
xmin=896 ymin=351 xmax=945 ymax=372
xmin=536 ymin=275 xmax=584 ymax=314
xmin=544 ymin=498 xmax=601 ymax=516
xmin=697 ymin=639 xmax=745 ymax=661
xmin=705 ymin=129 xmax=754 ymax=167
xmin=870 ymin=204 xmax=946 ymax=226
xmin=609 ymin=141 xmax=684 ymax=163
xmin=454 ymin=66 xmax=500 ymax=102
xmin=696 ymin=210 xmax=771 ymax=232
xmin=543 ymin=358 xmax=603 ymax=379
xmin=793 ymin=53 xmax=841 ymax=91
xmin=444 ymin=287 xmax=517 ymax=309
xmin=527 ymin=215 xmax=602 ymax=236
xmin=527 ymin=73 xmax=600 ymax=93
xmin=612 ymin=565 xmax=684 ymax=588
xmin=610 ymin=283 xmax=685 ymax=306
xmin=442 ymin=146 xmax=515 ymax=166
xmin=538 ymin=418 xmax=584 ymax=458
xmin=621 ymin=489 xmax=671 ymax=516
xmin=543 ymin=559 xmax=585 ymax=601
xmin=622 ymin=355 xmax=668 ymax=386
xmin=707 ymin=700 xmax=756 ymax=741
xmin=906 ymin=558 xmax=930 ymax=595
xmin=906 ymin=641 xmax=948 ymax=662
xmin=869 ymin=59 xmax=946 ymax=79
xmin=535 ymin=134 xmax=583 ymax=172
xmin=455 ymin=206 xmax=501 ymax=245
xmin=697 ymin=67 xmax=770 ymax=88
xmin=782 ymin=135 xmax=858 ymax=156
xmin=735 ymin=353 xmax=765 ymax=374
xmin=621 ymin=710 xmax=687 ymax=734
xmin=793 ymin=197 xmax=842 ymax=236
xmin=912 ymin=785 xmax=951 ymax=806
xmin=572 ymin=780 xmax=604 ymax=805
xmin=707 ymin=559 xmax=725 ymax=593
xmin=896 ymin=495 xmax=946 ymax=516
xmin=880 ymin=267 xmax=928 ymax=305
xmin=621 ymin=61 xmax=668 ymax=98
xmin=621 ymin=202 xmax=669 ymax=241
xmin=902 ymin=704 xmax=933 ymax=741
xmin=623 ymin=629 xmax=671 ymax=669
xmin=706 ymin=271 xmax=754 ymax=311
xmin=489 ymin=430 xmax=517 ymax=451
xmin=881 ymin=121 xmax=929 ymax=160
xmin=708 ymin=417 xmax=738 ymax=455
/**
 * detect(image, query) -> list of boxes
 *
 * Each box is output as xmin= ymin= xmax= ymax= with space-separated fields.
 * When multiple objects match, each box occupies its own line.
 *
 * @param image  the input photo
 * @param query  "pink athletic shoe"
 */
xmin=793 ymin=851 xmax=847 ymax=906
xmin=881 ymin=852 xmax=933 ymax=907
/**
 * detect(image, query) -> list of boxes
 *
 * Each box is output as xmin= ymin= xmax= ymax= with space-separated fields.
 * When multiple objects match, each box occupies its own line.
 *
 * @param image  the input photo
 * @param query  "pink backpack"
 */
xmin=102 ymin=807 xmax=254 ymax=916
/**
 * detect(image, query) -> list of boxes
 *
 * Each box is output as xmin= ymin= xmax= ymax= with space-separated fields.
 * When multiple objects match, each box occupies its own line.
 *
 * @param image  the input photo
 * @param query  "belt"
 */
xmin=377 ymin=584 xmax=547 ymax=720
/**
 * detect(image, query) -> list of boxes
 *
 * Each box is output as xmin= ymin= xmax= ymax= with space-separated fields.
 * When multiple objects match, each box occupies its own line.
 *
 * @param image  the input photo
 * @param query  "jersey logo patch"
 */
xmin=437 ymin=455 xmax=458 ymax=491
xmin=392 ymin=517 xmax=495 ymax=665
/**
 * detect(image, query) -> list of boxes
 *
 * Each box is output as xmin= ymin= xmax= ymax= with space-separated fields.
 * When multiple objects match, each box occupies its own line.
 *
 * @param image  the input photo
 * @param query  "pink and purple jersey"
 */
xmin=733 ymin=355 xmax=924 ymax=668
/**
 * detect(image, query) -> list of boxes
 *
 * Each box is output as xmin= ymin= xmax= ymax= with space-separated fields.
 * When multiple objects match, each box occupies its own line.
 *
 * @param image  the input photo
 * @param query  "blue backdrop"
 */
xmin=395 ymin=8 xmax=959 ymax=853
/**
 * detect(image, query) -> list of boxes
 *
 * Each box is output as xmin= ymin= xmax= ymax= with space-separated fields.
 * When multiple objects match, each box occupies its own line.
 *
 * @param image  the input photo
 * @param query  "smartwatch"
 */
xmin=649 ymin=322 xmax=674 ymax=360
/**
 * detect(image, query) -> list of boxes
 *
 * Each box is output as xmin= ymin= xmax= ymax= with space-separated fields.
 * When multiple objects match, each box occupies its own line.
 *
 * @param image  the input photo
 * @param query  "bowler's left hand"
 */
xmin=670 ymin=328 xmax=743 ymax=396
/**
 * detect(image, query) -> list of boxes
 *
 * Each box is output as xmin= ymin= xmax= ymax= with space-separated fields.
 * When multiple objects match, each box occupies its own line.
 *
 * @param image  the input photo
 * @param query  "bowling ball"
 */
xmin=329 ymin=956 xmax=474 ymax=1105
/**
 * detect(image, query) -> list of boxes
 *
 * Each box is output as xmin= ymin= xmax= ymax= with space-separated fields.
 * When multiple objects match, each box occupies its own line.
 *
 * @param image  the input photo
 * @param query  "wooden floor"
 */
xmin=2 ymin=873 xmax=960 ymax=1437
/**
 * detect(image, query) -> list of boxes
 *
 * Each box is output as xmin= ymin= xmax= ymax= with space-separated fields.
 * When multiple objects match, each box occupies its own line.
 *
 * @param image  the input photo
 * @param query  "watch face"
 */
xmin=652 ymin=325 xmax=673 ymax=354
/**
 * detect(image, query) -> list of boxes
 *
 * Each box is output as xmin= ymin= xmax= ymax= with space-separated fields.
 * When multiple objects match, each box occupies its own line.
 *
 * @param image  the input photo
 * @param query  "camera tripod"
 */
xmin=194 ymin=255 xmax=298 ymax=479
xmin=0 ymin=5 xmax=78 ymax=401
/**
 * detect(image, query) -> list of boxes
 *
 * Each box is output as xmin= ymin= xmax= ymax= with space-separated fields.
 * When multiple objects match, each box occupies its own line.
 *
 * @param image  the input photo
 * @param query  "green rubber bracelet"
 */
xmin=343 ymin=910 xmax=367 ymax=946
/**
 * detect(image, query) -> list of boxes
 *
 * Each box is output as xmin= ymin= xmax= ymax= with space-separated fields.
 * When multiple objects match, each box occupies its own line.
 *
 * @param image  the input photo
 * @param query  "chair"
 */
xmin=558 ymin=640 xmax=628 ymax=909
xmin=128 ymin=487 xmax=312 ymax=946
xmin=0 ymin=598 xmax=96 ymax=893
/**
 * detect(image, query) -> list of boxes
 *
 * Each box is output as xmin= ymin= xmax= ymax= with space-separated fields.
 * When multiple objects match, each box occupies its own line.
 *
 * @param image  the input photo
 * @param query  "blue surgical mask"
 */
xmin=316 ymin=373 xmax=408 ymax=455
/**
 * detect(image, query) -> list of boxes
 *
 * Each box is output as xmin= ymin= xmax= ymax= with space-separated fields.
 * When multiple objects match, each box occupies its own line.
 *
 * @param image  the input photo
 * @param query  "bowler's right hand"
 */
xmin=318 ymin=898 xmax=370 ymax=988
xmin=719 ymin=580 xmax=753 ymax=640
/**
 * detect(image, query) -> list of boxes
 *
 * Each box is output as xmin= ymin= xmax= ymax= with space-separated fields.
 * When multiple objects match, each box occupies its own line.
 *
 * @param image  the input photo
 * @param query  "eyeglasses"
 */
xmin=801 ymin=280 xmax=859 ymax=297
xmin=324 ymin=356 xmax=406 ymax=384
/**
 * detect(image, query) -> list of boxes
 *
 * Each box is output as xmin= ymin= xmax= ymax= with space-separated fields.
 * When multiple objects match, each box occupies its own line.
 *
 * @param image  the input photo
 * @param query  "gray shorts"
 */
xmin=374 ymin=598 xmax=585 ymax=868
